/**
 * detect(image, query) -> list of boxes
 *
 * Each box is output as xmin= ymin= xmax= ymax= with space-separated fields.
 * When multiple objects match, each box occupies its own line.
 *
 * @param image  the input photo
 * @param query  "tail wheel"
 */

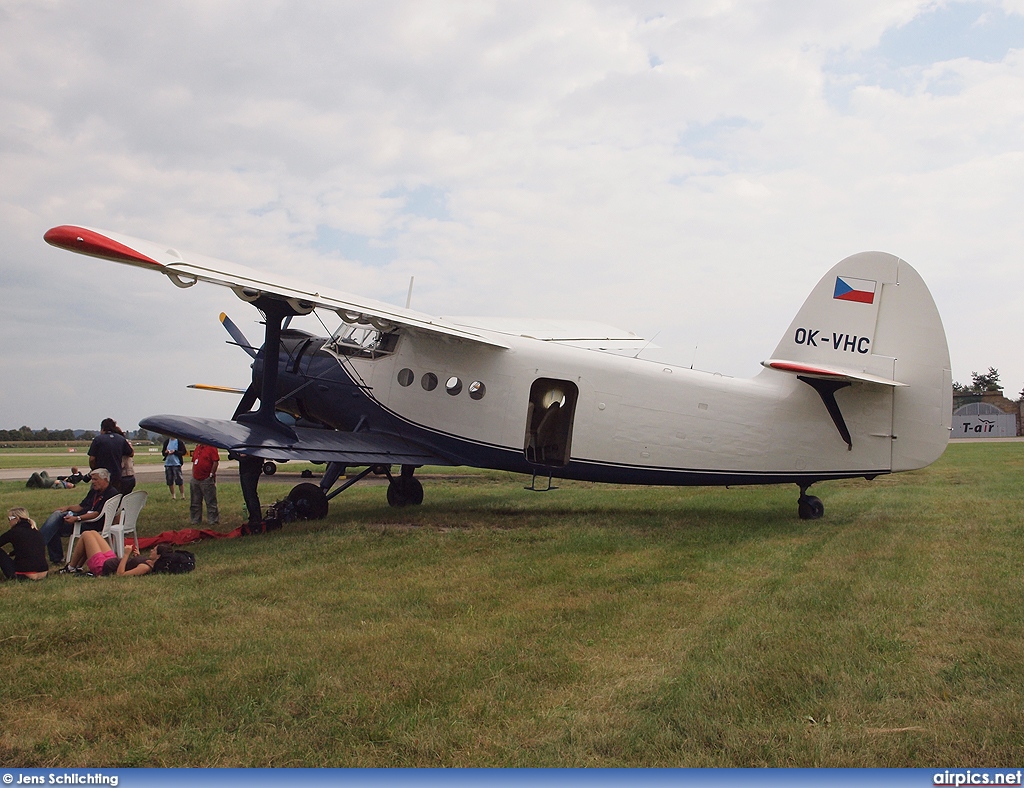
xmin=386 ymin=476 xmax=424 ymax=507
xmin=288 ymin=482 xmax=329 ymax=520
xmin=798 ymin=495 xmax=824 ymax=520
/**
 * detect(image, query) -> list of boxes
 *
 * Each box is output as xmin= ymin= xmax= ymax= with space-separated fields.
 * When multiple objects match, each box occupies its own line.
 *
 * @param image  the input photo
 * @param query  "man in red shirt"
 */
xmin=190 ymin=443 xmax=220 ymax=526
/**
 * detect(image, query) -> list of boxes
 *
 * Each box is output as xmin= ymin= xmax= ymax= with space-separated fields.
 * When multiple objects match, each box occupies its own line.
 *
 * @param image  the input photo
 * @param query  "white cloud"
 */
xmin=2 ymin=0 xmax=1024 ymax=433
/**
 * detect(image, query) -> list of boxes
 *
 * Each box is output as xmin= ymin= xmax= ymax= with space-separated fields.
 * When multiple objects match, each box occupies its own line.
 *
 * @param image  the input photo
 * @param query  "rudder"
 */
xmin=766 ymin=252 xmax=951 ymax=472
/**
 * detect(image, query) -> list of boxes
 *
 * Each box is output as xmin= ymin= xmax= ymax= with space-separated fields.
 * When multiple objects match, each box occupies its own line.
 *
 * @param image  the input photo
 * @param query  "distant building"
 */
xmin=952 ymin=390 xmax=1021 ymax=437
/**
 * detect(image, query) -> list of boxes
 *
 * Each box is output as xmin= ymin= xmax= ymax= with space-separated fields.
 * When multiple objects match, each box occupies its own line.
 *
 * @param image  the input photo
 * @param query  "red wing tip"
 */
xmin=44 ymin=225 xmax=162 ymax=268
xmin=768 ymin=361 xmax=841 ymax=377
xmin=43 ymin=225 xmax=86 ymax=246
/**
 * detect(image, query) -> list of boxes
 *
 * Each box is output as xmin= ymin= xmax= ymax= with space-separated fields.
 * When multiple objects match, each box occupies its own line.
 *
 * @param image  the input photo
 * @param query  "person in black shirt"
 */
xmin=88 ymin=418 xmax=134 ymax=493
xmin=0 ymin=507 xmax=48 ymax=581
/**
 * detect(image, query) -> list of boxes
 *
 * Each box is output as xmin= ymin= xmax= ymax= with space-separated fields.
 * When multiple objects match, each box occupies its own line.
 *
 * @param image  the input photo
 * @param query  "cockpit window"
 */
xmin=323 ymin=325 xmax=399 ymax=359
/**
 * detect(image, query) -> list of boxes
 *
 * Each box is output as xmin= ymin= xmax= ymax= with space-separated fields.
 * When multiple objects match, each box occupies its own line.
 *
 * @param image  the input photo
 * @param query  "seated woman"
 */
xmin=0 ymin=507 xmax=48 ymax=581
xmin=61 ymin=530 xmax=171 ymax=577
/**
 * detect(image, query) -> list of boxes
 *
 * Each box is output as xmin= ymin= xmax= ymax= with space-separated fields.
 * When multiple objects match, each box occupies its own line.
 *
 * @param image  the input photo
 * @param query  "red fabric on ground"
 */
xmin=131 ymin=527 xmax=245 ymax=549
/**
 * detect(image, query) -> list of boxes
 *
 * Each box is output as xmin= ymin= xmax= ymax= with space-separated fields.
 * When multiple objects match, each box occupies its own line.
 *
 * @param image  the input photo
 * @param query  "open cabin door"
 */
xmin=524 ymin=378 xmax=579 ymax=467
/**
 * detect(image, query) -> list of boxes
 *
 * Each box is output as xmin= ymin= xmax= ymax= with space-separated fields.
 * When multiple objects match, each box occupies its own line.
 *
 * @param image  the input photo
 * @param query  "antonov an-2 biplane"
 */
xmin=44 ymin=225 xmax=952 ymax=521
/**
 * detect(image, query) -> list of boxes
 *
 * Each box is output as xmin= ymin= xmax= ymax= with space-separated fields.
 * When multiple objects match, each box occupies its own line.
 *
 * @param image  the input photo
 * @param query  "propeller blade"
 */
xmin=188 ymin=384 xmax=249 ymax=394
xmin=220 ymin=312 xmax=259 ymax=358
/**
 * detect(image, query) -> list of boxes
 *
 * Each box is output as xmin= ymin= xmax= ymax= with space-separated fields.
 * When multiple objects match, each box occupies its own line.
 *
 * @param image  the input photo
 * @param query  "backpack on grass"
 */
xmin=153 ymin=549 xmax=196 ymax=574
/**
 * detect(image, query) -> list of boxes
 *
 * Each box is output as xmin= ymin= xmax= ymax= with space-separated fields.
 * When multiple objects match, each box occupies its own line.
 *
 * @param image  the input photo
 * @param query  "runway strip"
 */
xmin=0 ymin=462 xmax=239 ymax=483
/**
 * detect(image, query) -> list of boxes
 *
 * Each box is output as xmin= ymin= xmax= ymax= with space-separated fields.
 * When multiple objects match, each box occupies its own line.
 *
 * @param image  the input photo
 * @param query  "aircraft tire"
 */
xmin=405 ymin=477 xmax=424 ymax=506
xmin=798 ymin=495 xmax=824 ymax=520
xmin=288 ymin=482 xmax=329 ymax=520
xmin=386 ymin=481 xmax=406 ymax=507
xmin=263 ymin=461 xmax=278 ymax=476
xmin=386 ymin=477 xmax=424 ymax=507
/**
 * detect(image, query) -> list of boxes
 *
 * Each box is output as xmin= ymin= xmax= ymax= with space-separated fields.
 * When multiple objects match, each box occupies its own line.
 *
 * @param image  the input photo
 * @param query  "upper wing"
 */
xmin=139 ymin=415 xmax=455 ymax=466
xmin=44 ymin=225 xmax=509 ymax=350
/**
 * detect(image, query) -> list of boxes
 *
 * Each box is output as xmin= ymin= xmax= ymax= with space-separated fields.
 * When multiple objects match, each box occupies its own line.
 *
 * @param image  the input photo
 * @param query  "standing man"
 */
xmin=189 ymin=443 xmax=220 ymax=526
xmin=236 ymin=453 xmax=264 ymax=534
xmin=88 ymin=418 xmax=134 ymax=493
xmin=161 ymin=436 xmax=188 ymax=500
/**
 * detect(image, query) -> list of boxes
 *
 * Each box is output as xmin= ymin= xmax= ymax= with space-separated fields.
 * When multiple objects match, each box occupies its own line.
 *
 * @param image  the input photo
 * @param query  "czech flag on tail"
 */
xmin=833 ymin=276 xmax=876 ymax=304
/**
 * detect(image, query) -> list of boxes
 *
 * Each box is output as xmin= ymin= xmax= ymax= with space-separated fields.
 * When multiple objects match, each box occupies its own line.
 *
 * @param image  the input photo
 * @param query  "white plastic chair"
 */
xmin=66 ymin=494 xmax=122 ymax=563
xmin=107 ymin=490 xmax=148 ymax=558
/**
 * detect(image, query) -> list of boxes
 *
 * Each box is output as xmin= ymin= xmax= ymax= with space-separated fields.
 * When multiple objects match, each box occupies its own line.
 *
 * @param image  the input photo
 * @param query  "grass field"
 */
xmin=1 ymin=442 xmax=1022 ymax=767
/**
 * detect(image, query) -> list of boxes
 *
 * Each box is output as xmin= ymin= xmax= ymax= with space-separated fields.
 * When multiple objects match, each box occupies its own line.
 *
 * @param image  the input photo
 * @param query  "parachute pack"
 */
xmin=153 ymin=550 xmax=196 ymax=574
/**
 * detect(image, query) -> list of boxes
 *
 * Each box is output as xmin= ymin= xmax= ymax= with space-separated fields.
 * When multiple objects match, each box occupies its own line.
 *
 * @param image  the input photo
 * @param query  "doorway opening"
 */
xmin=524 ymin=378 xmax=578 ymax=467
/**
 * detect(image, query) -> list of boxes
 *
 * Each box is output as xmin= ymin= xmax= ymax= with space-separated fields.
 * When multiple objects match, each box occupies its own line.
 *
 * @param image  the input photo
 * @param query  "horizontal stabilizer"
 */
xmin=761 ymin=359 xmax=908 ymax=387
xmin=139 ymin=415 xmax=455 ymax=466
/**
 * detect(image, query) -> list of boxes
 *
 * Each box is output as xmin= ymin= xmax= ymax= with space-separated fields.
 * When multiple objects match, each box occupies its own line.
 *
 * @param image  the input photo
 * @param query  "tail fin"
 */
xmin=764 ymin=252 xmax=951 ymax=472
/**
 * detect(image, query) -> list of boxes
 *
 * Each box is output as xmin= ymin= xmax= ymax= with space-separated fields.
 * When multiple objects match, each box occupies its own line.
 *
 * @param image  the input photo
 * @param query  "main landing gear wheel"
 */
xmin=798 ymin=494 xmax=824 ymax=520
xmin=387 ymin=476 xmax=424 ymax=508
xmin=288 ymin=482 xmax=329 ymax=520
xmin=262 ymin=461 xmax=278 ymax=475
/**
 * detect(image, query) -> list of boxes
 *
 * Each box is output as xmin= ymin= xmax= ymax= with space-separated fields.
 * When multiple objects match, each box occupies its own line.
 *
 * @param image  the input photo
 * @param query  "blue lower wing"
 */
xmin=139 ymin=415 xmax=454 ymax=466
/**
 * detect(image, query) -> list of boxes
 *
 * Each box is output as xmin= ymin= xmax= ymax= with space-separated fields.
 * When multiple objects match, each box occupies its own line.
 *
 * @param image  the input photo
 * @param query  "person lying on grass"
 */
xmin=60 ymin=530 xmax=171 ymax=577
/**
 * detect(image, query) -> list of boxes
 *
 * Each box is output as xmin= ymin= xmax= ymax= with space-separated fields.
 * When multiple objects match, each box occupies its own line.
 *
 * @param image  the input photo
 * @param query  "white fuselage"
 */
xmin=340 ymin=328 xmax=895 ymax=483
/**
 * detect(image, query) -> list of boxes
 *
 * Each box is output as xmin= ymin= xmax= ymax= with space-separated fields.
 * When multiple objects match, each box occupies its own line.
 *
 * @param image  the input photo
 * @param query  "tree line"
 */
xmin=951 ymin=367 xmax=1019 ymax=397
xmin=0 ymin=427 xmax=84 ymax=442
xmin=0 ymin=427 xmax=158 ymax=442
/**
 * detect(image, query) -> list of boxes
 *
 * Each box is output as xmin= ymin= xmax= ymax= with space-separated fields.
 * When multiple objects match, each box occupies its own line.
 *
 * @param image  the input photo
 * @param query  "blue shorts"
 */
xmin=165 ymin=465 xmax=183 ymax=486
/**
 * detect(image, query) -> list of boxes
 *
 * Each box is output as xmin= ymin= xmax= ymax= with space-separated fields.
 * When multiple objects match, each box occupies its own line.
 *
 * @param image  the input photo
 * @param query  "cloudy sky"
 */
xmin=2 ymin=0 xmax=1023 ymax=432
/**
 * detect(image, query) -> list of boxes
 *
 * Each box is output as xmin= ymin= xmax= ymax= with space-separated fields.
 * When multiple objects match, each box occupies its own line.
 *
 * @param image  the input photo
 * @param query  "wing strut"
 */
xmin=235 ymin=296 xmax=299 ymax=439
xmin=797 ymin=375 xmax=853 ymax=450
